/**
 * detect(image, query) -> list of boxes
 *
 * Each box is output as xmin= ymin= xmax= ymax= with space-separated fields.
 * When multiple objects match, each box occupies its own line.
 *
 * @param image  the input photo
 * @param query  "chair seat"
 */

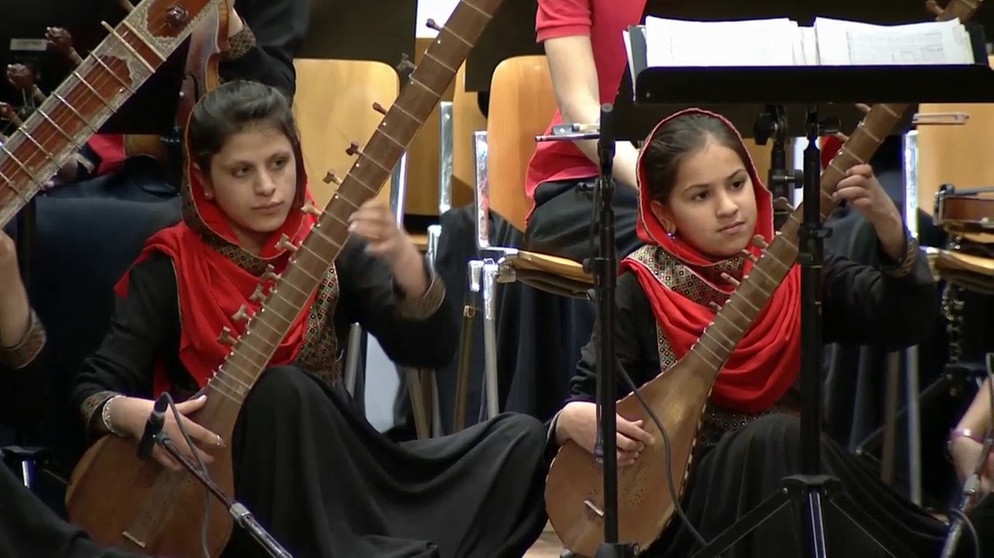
xmin=497 ymin=250 xmax=593 ymax=299
xmin=936 ymin=249 xmax=994 ymax=295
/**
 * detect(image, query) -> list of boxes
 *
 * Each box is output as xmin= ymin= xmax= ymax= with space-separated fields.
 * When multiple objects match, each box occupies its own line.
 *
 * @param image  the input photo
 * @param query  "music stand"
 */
xmin=297 ymin=0 xmax=416 ymax=69
xmin=614 ymin=62 xmax=994 ymax=557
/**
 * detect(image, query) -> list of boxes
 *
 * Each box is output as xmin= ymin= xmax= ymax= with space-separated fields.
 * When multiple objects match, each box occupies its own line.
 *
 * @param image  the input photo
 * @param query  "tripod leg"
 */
xmin=690 ymin=486 xmax=793 ymax=558
xmin=826 ymin=490 xmax=918 ymax=558
xmin=803 ymin=488 xmax=829 ymax=558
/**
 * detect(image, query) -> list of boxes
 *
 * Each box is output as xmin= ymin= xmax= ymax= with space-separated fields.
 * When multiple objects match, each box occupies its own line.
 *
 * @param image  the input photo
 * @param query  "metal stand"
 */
xmin=753 ymin=104 xmax=801 ymax=230
xmin=152 ymin=433 xmax=293 ymax=558
xmin=691 ymin=107 xmax=914 ymax=558
xmin=587 ymin=104 xmax=637 ymax=558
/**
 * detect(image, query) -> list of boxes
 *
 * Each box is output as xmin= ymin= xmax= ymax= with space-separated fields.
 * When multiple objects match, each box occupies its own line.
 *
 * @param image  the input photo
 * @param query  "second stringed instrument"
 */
xmin=65 ymin=1 xmax=506 ymax=556
xmin=544 ymin=1 xmax=985 ymax=555
xmin=0 ymin=0 xmax=227 ymax=228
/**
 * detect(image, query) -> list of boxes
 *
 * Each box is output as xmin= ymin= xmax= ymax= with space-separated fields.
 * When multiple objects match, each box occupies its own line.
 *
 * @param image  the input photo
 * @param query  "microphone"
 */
xmin=137 ymin=393 xmax=169 ymax=461
xmin=941 ymin=435 xmax=994 ymax=558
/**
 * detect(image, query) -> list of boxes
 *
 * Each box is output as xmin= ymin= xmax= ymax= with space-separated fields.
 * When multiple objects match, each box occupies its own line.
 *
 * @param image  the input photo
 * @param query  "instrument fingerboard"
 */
xmin=0 ymin=0 xmax=225 ymax=228
xmin=207 ymin=0 xmax=507 ymax=405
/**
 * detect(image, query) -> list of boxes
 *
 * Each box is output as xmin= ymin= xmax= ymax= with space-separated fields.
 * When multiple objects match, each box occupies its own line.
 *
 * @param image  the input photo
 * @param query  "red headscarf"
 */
xmin=620 ymin=108 xmax=802 ymax=414
xmin=115 ymin=119 xmax=318 ymax=395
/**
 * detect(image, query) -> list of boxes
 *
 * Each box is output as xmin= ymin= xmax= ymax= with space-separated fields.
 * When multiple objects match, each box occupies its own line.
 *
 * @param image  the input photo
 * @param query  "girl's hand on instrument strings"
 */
xmin=831 ymin=164 xmax=906 ymax=261
xmin=349 ymin=199 xmax=429 ymax=298
xmin=114 ymin=395 xmax=224 ymax=473
xmin=557 ymin=401 xmax=655 ymax=467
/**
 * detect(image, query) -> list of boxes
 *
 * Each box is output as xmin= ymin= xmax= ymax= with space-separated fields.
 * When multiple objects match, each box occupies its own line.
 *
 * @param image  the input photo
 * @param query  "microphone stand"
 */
xmin=153 ymin=432 xmax=294 ymax=558
xmin=589 ymin=103 xmax=637 ymax=558
xmin=535 ymin=105 xmax=636 ymax=557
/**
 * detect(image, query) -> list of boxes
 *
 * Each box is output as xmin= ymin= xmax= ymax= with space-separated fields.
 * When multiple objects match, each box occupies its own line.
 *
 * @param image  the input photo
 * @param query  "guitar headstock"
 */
xmin=926 ymin=0 xmax=986 ymax=22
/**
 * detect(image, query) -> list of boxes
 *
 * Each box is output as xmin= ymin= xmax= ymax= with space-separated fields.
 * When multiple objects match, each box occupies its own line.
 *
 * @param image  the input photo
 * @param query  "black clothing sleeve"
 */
xmin=334 ymin=238 xmax=457 ymax=370
xmin=569 ymin=248 xmax=937 ymax=402
xmin=71 ymin=254 xmax=179 ymax=418
xmin=222 ymin=0 xmax=310 ymax=96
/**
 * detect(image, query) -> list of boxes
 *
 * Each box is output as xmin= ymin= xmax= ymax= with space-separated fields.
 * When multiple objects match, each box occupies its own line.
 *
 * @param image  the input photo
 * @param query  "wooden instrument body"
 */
xmin=66 ymin=0 xmax=505 ymax=554
xmin=545 ymin=4 xmax=984 ymax=554
xmin=935 ymin=187 xmax=994 ymax=233
xmin=545 ymin=353 xmax=714 ymax=556
xmin=66 ymin=426 xmax=234 ymax=556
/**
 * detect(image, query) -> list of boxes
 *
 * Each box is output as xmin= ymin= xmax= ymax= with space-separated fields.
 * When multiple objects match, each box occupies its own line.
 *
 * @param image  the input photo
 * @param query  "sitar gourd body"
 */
xmin=545 ymin=3 xmax=983 ymax=555
xmin=66 ymin=1 xmax=506 ymax=556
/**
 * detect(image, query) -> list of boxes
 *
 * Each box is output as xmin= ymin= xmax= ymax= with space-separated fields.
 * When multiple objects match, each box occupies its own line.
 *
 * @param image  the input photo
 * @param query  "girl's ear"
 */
xmin=650 ymin=199 xmax=675 ymax=234
xmin=193 ymin=164 xmax=213 ymax=199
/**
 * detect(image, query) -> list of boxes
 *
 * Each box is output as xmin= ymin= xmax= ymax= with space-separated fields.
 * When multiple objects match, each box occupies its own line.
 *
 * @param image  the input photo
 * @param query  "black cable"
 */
xmin=161 ymin=392 xmax=213 ymax=558
xmin=615 ymin=356 xmax=709 ymax=549
xmin=947 ymin=508 xmax=981 ymax=558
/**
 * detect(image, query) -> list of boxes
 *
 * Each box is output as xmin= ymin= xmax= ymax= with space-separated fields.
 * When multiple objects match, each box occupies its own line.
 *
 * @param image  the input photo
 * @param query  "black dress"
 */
xmin=561 ymin=246 xmax=994 ymax=557
xmin=71 ymin=238 xmax=549 ymax=558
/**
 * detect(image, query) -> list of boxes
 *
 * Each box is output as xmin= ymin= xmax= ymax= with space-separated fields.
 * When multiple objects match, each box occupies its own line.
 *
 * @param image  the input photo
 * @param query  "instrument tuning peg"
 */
xmin=218 ymin=327 xmax=237 ymax=346
xmin=276 ymin=234 xmax=298 ymax=253
xmin=396 ymin=53 xmax=416 ymax=76
xmin=165 ymin=6 xmax=189 ymax=27
xmin=323 ymin=170 xmax=342 ymax=185
xmin=345 ymin=142 xmax=362 ymax=157
xmin=739 ymin=249 xmax=759 ymax=263
xmin=751 ymin=235 xmax=769 ymax=250
xmin=117 ymin=0 xmax=135 ymax=12
xmin=708 ymin=301 xmax=722 ymax=313
xmin=45 ymin=27 xmax=83 ymax=66
xmin=425 ymin=18 xmax=442 ymax=32
xmin=232 ymin=304 xmax=253 ymax=323
xmin=262 ymin=264 xmax=280 ymax=282
xmin=925 ymin=0 xmax=944 ymax=16
xmin=249 ymin=284 xmax=267 ymax=303
xmin=720 ymin=272 xmax=741 ymax=288
xmin=372 ymin=102 xmax=388 ymax=116
xmin=301 ymin=201 xmax=322 ymax=216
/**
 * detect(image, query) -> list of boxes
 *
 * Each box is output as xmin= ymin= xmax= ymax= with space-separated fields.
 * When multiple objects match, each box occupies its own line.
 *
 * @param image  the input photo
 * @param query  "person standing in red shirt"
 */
xmin=523 ymin=0 xmax=647 ymax=262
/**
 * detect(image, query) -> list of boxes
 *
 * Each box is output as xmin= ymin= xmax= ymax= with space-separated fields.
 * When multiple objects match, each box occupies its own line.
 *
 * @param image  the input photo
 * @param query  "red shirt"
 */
xmin=524 ymin=0 xmax=647 ymax=218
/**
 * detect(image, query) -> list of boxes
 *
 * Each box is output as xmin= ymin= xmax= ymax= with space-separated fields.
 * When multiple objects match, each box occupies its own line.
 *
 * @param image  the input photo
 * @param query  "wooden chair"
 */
xmin=293 ymin=58 xmax=437 ymax=439
xmin=482 ymin=56 xmax=594 ymax=298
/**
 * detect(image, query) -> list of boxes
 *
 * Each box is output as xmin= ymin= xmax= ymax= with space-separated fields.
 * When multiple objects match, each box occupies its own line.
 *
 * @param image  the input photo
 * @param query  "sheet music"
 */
xmin=631 ymin=16 xmax=975 ymax=74
xmin=814 ymin=17 xmax=973 ymax=65
xmin=644 ymin=17 xmax=799 ymax=67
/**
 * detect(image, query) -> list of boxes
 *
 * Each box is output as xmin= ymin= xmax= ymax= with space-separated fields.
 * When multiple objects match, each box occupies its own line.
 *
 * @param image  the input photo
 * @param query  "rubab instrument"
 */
xmin=544 ymin=1 xmax=986 ymax=555
xmin=65 ymin=1 xmax=507 ymax=556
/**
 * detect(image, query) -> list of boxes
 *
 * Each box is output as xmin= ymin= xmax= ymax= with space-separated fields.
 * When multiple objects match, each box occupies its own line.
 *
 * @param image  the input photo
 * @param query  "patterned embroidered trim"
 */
xmin=0 ymin=310 xmax=47 ymax=370
xmin=80 ymin=390 xmax=118 ymax=436
xmin=221 ymin=26 xmax=256 ymax=61
xmin=881 ymin=233 xmax=920 ymax=279
xmin=396 ymin=272 xmax=446 ymax=320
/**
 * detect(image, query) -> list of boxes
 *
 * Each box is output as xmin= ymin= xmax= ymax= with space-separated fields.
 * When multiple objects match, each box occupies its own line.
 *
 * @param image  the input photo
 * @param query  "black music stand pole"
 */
xmin=588 ymin=103 xmax=638 ymax=558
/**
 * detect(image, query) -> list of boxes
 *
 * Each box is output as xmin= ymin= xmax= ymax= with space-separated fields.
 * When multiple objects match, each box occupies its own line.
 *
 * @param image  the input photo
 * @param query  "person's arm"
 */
xmin=72 ymin=255 xmax=178 ymax=439
xmin=821 ymin=234 xmax=935 ymax=350
xmin=335 ymin=237 xmax=455 ymax=370
xmin=539 ymin=0 xmax=639 ymax=191
xmin=220 ymin=0 xmax=309 ymax=96
xmin=553 ymin=273 xmax=657 ymax=460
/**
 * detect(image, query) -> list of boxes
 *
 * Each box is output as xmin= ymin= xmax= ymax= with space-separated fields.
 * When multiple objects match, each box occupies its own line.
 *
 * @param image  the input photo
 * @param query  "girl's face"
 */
xmin=650 ymin=140 xmax=758 ymax=259
xmin=196 ymin=123 xmax=297 ymax=254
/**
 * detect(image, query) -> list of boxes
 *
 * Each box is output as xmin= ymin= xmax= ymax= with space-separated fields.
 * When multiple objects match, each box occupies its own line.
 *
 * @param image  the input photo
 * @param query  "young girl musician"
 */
xmin=551 ymin=108 xmax=994 ymax=556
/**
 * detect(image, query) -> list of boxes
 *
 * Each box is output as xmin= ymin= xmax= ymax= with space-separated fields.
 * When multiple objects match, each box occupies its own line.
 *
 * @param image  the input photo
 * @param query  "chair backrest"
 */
xmin=487 ymin=55 xmax=558 ymax=232
xmin=292 ymin=58 xmax=399 ymax=210
xmin=452 ymin=63 xmax=487 ymax=207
